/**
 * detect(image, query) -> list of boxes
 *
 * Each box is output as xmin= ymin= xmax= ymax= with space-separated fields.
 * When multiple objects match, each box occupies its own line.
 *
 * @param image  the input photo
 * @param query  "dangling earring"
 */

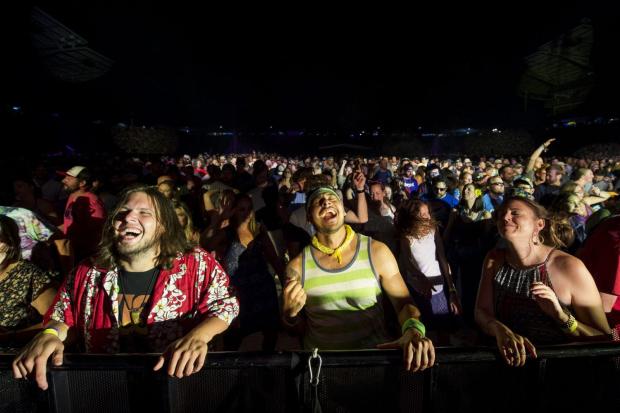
xmin=532 ymin=232 xmax=540 ymax=245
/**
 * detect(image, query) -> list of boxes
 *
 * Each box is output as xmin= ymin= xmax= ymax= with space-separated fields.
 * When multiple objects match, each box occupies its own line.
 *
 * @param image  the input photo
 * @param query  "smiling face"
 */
xmin=308 ymin=191 xmax=345 ymax=234
xmin=417 ymin=203 xmax=432 ymax=220
xmin=370 ymin=183 xmax=385 ymax=201
xmin=461 ymin=173 xmax=473 ymax=185
xmin=462 ymin=183 xmax=476 ymax=200
xmin=113 ymin=192 xmax=161 ymax=258
xmin=497 ymin=199 xmax=544 ymax=243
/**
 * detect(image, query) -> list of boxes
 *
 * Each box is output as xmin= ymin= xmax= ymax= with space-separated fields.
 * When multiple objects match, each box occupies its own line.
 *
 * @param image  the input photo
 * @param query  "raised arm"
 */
xmin=526 ymin=138 xmax=555 ymax=173
xmin=344 ymin=171 xmax=368 ymax=224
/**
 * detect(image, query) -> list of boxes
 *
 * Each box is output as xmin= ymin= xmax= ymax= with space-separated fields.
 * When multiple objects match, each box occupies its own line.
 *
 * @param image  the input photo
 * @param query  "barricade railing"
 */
xmin=1 ymin=341 xmax=619 ymax=413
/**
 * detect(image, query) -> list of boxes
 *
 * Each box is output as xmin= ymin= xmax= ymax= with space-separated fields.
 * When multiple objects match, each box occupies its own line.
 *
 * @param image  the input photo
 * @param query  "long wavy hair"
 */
xmin=230 ymin=193 xmax=260 ymax=237
xmin=394 ymin=199 xmax=438 ymax=240
xmin=171 ymin=199 xmax=197 ymax=244
xmin=94 ymin=185 xmax=193 ymax=269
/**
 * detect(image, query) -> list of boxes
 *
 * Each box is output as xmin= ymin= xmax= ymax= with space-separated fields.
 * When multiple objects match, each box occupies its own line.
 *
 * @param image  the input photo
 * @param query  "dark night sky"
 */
xmin=3 ymin=2 xmax=620 ymax=132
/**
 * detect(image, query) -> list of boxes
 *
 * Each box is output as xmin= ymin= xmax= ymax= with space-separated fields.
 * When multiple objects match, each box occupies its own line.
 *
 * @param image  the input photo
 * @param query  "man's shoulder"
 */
xmin=176 ymin=246 xmax=225 ymax=270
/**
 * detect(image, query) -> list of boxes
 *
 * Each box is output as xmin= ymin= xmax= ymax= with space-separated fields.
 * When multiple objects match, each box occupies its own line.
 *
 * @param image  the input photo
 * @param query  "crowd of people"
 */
xmin=2 ymin=137 xmax=620 ymax=387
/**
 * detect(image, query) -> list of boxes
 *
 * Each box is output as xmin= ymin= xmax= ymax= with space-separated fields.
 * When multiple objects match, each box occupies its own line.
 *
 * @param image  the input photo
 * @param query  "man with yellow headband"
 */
xmin=282 ymin=186 xmax=435 ymax=372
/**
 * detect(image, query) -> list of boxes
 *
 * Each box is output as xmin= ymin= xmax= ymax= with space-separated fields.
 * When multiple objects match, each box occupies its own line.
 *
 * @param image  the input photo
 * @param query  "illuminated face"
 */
xmin=463 ymin=184 xmax=476 ymax=200
xmin=461 ymin=173 xmax=472 ymax=185
xmin=489 ymin=178 xmax=505 ymax=195
xmin=113 ymin=192 xmax=161 ymax=258
xmin=497 ymin=199 xmax=543 ymax=243
xmin=308 ymin=192 xmax=345 ymax=234
xmin=370 ymin=184 xmax=385 ymax=201
xmin=62 ymin=175 xmax=81 ymax=192
xmin=175 ymin=208 xmax=188 ymax=228
xmin=157 ymin=182 xmax=174 ymax=199
xmin=547 ymin=169 xmax=562 ymax=185
xmin=417 ymin=204 xmax=432 ymax=220
xmin=433 ymin=182 xmax=448 ymax=198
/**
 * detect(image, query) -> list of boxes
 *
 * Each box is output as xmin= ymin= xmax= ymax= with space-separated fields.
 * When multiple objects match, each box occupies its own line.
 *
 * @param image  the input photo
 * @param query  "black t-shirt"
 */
xmin=117 ymin=267 xmax=159 ymax=323
xmin=117 ymin=267 xmax=160 ymax=352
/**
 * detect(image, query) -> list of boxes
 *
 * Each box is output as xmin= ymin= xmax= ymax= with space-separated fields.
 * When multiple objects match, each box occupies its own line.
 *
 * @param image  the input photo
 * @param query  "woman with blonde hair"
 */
xmin=475 ymin=196 xmax=610 ymax=366
xmin=172 ymin=200 xmax=200 ymax=244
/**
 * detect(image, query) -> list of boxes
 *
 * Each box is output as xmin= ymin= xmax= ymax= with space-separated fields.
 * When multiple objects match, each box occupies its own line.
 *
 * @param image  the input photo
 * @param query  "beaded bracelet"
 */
xmin=401 ymin=318 xmax=426 ymax=338
xmin=561 ymin=313 xmax=578 ymax=334
xmin=560 ymin=310 xmax=578 ymax=334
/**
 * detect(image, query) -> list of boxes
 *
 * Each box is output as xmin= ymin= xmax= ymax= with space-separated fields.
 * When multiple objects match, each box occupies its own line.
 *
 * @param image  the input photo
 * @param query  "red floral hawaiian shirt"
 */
xmin=44 ymin=247 xmax=239 ymax=353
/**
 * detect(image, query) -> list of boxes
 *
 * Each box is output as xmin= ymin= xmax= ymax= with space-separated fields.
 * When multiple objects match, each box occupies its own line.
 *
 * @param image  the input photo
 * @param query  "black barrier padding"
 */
xmin=542 ymin=357 xmax=620 ymax=412
xmin=304 ymin=365 xmax=425 ymax=413
xmin=168 ymin=367 xmax=291 ymax=413
xmin=430 ymin=361 xmax=538 ymax=413
xmin=54 ymin=370 xmax=131 ymax=413
xmin=2 ymin=345 xmax=620 ymax=413
xmin=0 ymin=370 xmax=47 ymax=413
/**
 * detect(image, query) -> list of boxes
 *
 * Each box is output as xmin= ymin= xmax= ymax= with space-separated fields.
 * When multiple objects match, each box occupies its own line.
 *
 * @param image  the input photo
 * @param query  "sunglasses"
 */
xmin=434 ymin=187 xmax=447 ymax=191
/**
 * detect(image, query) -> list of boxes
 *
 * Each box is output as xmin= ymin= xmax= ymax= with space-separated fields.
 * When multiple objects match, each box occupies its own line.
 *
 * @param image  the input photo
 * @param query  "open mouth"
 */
xmin=321 ymin=209 xmax=338 ymax=222
xmin=118 ymin=227 xmax=143 ymax=242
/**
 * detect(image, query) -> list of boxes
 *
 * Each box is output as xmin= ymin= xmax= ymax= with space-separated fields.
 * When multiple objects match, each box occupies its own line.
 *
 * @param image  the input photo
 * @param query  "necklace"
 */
xmin=311 ymin=224 xmax=355 ymax=264
xmin=117 ymin=267 xmax=160 ymax=327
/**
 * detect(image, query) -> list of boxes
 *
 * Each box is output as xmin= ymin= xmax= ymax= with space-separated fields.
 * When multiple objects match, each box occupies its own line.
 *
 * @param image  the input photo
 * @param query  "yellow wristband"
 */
xmin=42 ymin=328 xmax=60 ymax=338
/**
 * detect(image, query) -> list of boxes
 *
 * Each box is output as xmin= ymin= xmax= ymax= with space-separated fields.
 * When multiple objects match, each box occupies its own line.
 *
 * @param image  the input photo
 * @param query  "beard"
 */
xmin=115 ymin=234 xmax=159 ymax=259
xmin=319 ymin=221 xmax=344 ymax=234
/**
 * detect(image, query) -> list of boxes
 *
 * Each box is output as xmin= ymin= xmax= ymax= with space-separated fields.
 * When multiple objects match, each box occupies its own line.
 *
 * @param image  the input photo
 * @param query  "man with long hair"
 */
xmin=282 ymin=186 xmax=434 ymax=372
xmin=13 ymin=186 xmax=239 ymax=390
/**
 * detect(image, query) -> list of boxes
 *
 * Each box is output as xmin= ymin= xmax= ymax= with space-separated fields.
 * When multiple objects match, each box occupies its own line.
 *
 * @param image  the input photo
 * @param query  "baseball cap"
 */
xmin=513 ymin=175 xmax=534 ymax=188
xmin=57 ymin=166 xmax=86 ymax=177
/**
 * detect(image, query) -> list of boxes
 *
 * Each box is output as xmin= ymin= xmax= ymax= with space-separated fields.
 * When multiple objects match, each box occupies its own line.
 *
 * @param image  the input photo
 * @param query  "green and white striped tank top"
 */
xmin=301 ymin=234 xmax=390 ymax=350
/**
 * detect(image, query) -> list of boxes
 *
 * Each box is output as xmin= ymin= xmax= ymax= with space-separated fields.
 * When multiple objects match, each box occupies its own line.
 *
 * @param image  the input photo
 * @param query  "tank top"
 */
xmin=301 ymin=234 xmax=390 ymax=350
xmin=405 ymin=231 xmax=443 ymax=295
xmin=493 ymin=249 xmax=569 ymax=344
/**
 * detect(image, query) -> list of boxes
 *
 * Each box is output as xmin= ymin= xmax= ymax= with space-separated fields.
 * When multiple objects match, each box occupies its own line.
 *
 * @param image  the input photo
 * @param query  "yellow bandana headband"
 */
xmin=311 ymin=224 xmax=355 ymax=264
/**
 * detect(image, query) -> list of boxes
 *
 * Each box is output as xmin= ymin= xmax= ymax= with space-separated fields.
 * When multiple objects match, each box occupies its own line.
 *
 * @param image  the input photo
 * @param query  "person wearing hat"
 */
xmin=482 ymin=176 xmax=505 ymax=213
xmin=513 ymin=175 xmax=535 ymax=196
xmin=282 ymin=185 xmax=435 ymax=371
xmin=58 ymin=166 xmax=106 ymax=262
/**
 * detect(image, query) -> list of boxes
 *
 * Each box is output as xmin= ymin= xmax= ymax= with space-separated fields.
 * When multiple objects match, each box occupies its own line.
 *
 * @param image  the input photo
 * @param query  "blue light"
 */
xmin=11 ymin=106 xmax=21 ymax=112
